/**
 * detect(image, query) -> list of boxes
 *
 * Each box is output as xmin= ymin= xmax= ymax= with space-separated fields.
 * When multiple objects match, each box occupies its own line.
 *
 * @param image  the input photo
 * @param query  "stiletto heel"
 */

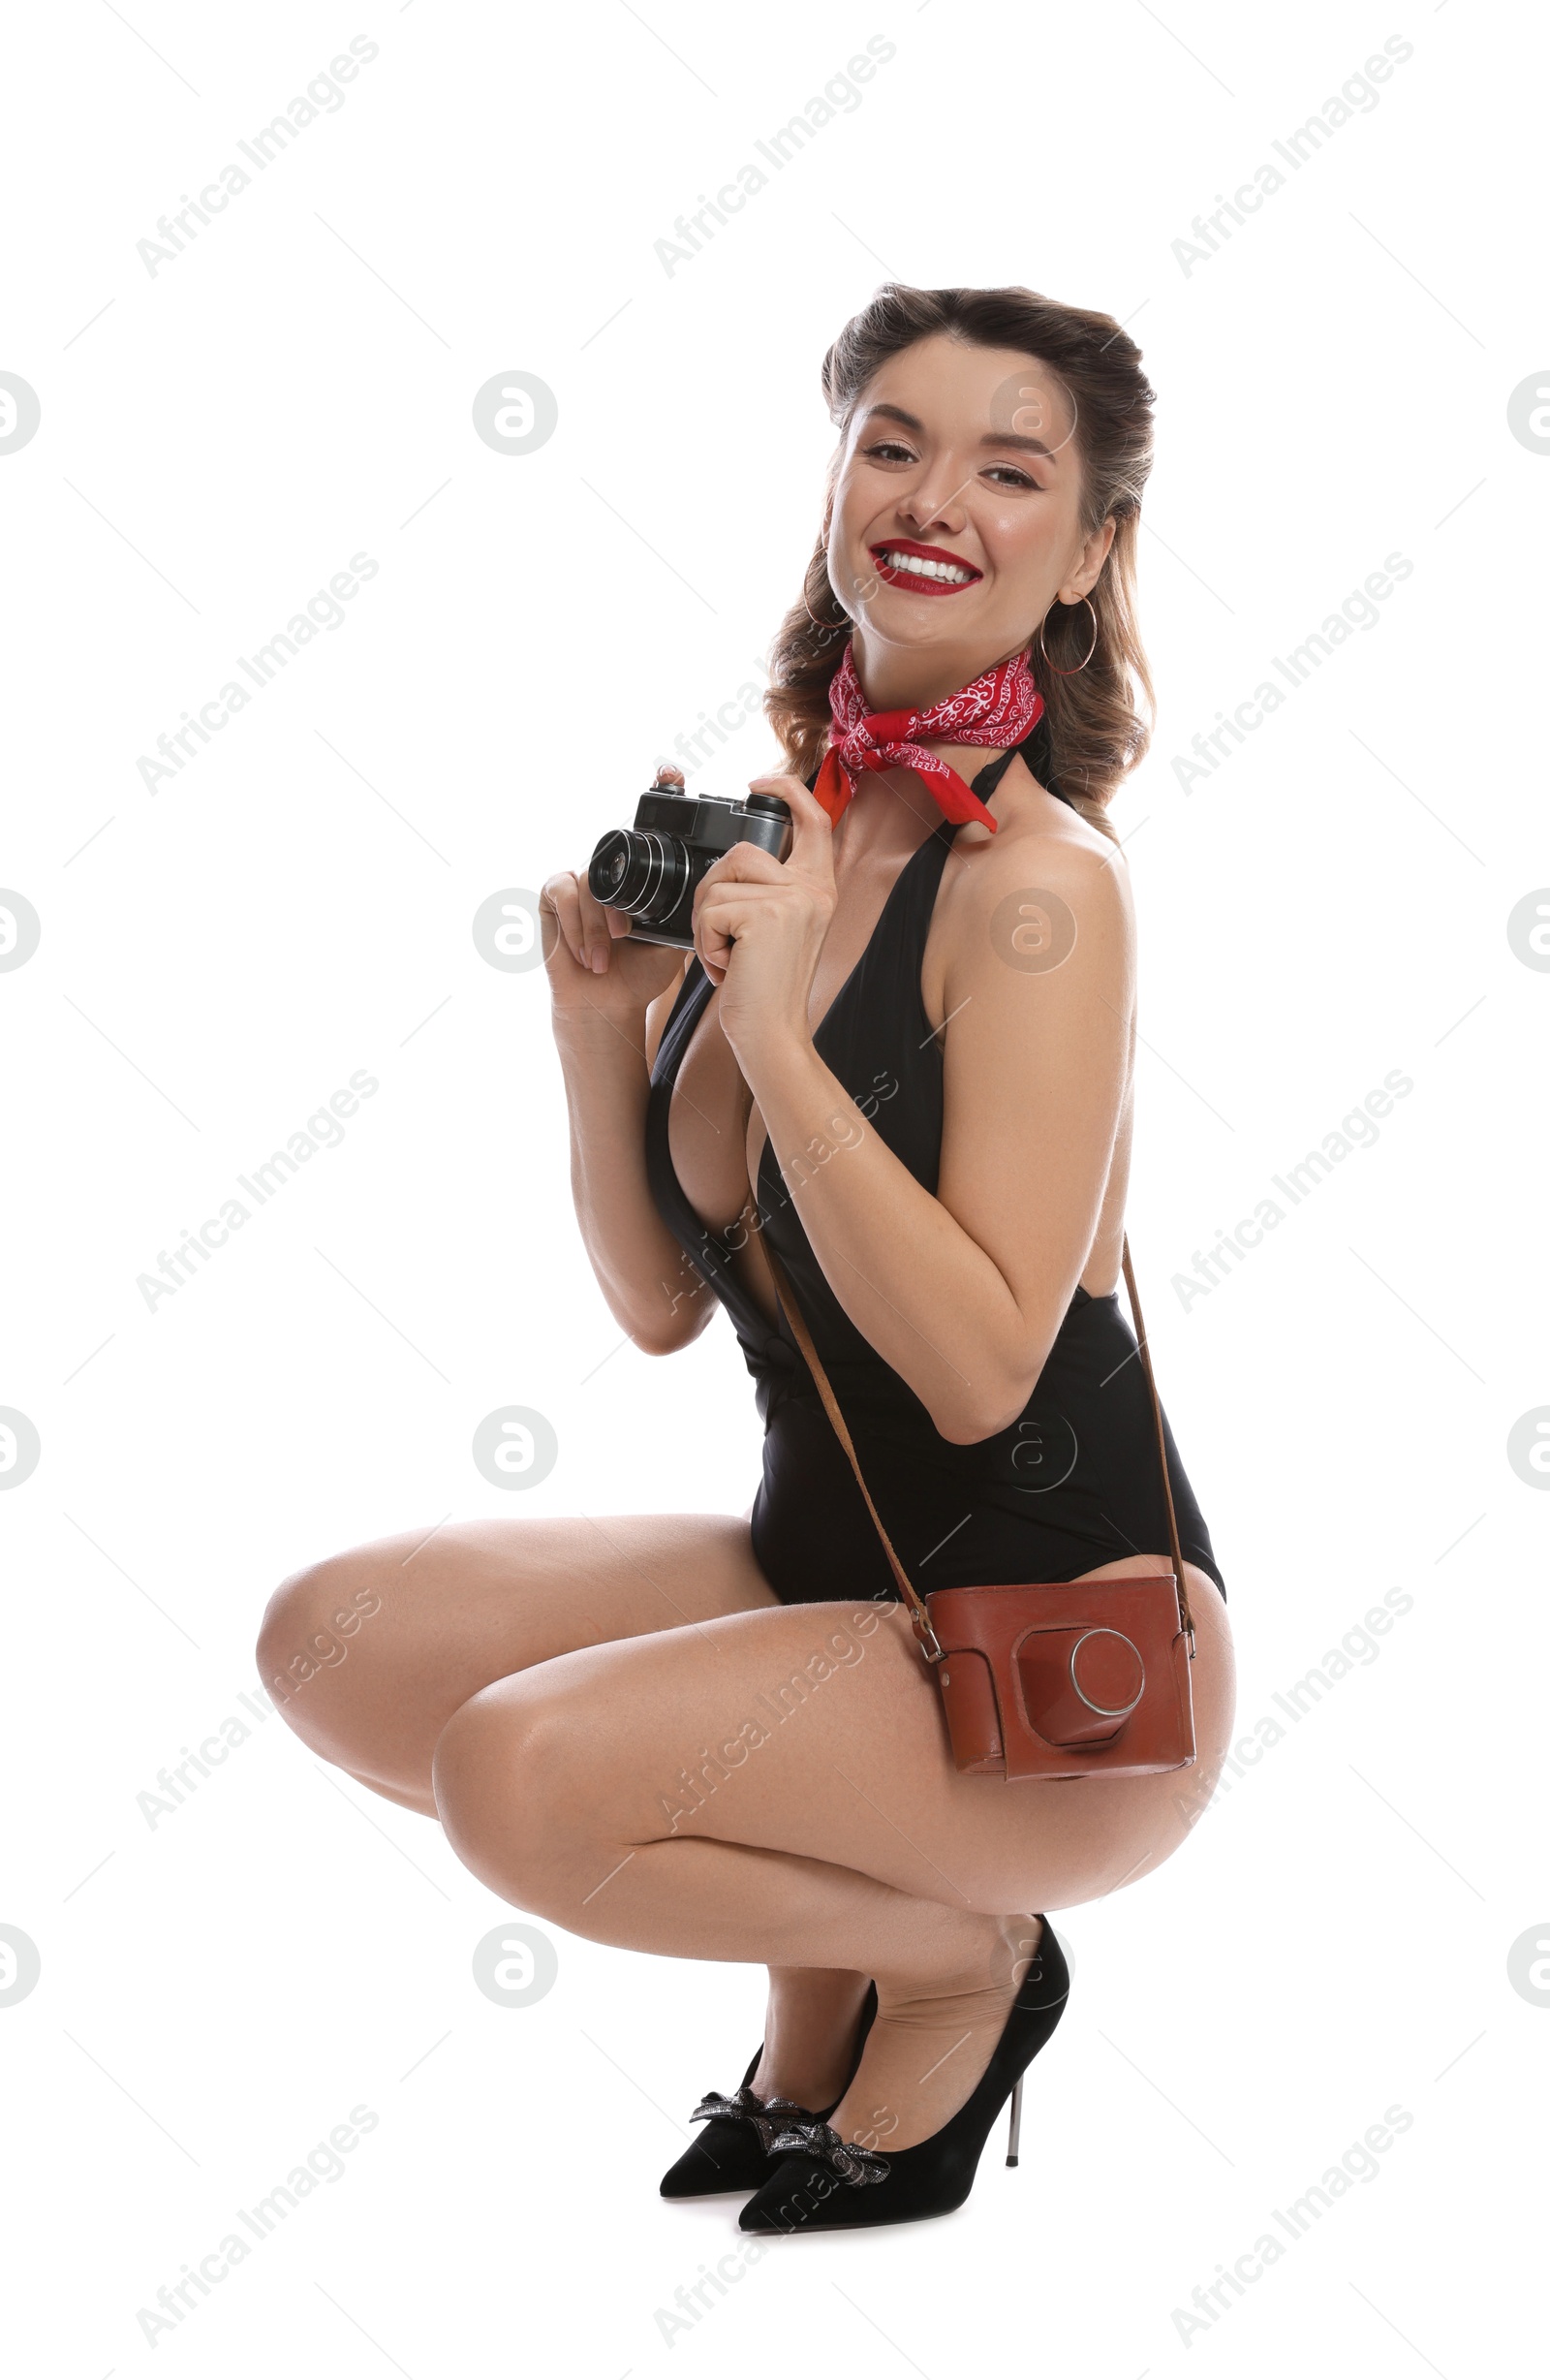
xmin=659 ymin=1984 xmax=876 ymax=2199
xmin=1006 ymin=2072 xmax=1024 ymax=2167
xmin=738 ymin=1923 xmax=1069 ymax=2235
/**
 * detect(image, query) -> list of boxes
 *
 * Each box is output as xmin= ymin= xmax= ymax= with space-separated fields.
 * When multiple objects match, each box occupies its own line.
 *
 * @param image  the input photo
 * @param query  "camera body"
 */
xmin=587 ymin=788 xmax=792 ymax=948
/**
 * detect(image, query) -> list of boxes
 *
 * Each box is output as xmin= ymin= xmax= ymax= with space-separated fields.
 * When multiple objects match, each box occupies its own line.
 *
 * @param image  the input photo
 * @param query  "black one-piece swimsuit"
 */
xmin=644 ymin=738 xmax=1225 ymax=1609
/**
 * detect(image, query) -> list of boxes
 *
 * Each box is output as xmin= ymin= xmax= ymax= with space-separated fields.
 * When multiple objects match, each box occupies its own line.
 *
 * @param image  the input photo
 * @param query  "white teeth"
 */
xmin=881 ymin=548 xmax=973 ymax=585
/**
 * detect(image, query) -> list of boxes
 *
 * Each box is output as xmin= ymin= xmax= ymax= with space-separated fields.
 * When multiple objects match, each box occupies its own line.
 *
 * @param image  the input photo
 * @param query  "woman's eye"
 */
xmin=864 ymin=440 xmax=915 ymax=463
xmin=985 ymin=465 xmax=1038 ymax=489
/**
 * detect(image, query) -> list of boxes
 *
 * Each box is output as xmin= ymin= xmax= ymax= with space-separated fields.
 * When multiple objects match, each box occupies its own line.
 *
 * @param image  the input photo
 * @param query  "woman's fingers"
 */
xmin=540 ymin=870 xmax=585 ymax=969
xmin=696 ymin=840 xmax=787 ymax=897
xmin=582 ymin=874 xmax=627 ymax=970
xmin=748 ymin=774 xmax=836 ymax=883
xmin=692 ymin=770 xmax=838 ymax=985
xmin=694 ymin=885 xmax=738 ymax=982
xmin=541 ymin=869 xmax=619 ymax=973
xmin=693 ymin=880 xmax=786 ymax=980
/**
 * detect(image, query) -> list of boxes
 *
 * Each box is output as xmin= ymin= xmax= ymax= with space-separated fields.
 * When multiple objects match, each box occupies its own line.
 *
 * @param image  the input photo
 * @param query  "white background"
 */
xmin=2 ymin=0 xmax=1545 ymax=2371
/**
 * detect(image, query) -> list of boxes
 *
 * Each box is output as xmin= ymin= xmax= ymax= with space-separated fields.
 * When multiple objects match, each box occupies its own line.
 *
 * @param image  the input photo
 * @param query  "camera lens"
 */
xmin=588 ymin=828 xmax=691 ymax=923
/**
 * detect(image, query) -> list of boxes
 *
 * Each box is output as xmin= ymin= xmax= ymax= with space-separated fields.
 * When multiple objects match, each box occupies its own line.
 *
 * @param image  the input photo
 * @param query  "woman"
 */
xmin=257 ymin=283 xmax=1235 ymax=2235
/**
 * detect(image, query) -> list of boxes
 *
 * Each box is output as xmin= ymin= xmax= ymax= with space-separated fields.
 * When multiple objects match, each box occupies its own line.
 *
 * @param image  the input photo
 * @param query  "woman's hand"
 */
xmin=692 ymin=775 xmax=837 ymax=1067
xmin=542 ymin=767 xmax=690 ymax=1023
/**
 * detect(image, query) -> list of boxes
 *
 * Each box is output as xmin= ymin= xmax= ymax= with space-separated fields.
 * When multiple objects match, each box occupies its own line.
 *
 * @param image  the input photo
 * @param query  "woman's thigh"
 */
xmin=255 ymin=1510 xmax=781 ymax=1809
xmin=445 ymin=1562 xmax=1235 ymax=1925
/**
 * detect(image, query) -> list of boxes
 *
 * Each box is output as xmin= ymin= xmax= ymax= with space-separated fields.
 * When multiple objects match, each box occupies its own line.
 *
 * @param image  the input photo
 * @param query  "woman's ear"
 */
xmin=1064 ymin=516 xmax=1117 ymax=602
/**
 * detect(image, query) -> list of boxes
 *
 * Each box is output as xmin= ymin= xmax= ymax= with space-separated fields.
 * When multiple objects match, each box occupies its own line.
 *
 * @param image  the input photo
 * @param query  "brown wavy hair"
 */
xmin=765 ymin=284 xmax=1158 ymax=839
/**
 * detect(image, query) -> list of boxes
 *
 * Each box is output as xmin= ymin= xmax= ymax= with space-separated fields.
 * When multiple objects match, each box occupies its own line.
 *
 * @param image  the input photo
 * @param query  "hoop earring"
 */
xmin=1036 ymin=594 xmax=1098 ymax=677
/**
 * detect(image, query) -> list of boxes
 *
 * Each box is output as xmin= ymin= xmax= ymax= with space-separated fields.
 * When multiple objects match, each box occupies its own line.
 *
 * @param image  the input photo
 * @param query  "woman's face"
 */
xmin=825 ymin=334 xmax=1116 ymax=690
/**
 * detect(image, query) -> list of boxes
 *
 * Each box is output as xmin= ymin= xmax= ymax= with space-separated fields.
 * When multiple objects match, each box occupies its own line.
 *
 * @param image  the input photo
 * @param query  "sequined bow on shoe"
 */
xmin=765 ymin=2115 xmax=891 ymax=2186
xmin=690 ymin=2085 xmax=815 ymax=2157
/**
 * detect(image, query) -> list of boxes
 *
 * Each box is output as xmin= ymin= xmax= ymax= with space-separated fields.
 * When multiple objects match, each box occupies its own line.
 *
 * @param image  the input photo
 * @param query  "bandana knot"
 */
xmin=813 ymin=642 xmax=1043 ymax=833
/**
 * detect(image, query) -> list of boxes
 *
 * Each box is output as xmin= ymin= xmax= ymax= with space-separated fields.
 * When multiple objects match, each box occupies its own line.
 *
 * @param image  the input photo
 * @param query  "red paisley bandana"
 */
xmin=813 ymin=642 xmax=1043 ymax=834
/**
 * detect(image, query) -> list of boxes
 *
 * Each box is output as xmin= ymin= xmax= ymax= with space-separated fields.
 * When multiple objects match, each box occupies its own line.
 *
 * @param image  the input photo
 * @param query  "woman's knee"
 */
xmin=431 ymin=1676 xmax=606 ymax=1911
xmin=254 ymin=1552 xmax=388 ymax=1736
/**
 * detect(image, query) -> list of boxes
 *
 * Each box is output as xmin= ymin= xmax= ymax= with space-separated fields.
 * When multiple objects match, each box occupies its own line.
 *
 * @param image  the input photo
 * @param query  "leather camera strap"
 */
xmin=763 ymin=1238 xmax=1194 ymax=1650
xmin=763 ymin=1242 xmax=932 ymax=1636
xmin=1117 ymin=1239 xmax=1194 ymax=1644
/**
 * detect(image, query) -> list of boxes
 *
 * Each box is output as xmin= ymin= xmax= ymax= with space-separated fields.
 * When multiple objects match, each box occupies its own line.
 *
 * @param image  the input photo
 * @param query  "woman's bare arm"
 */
xmin=698 ymin=782 xmax=1134 ymax=1441
xmin=543 ymin=864 xmax=714 ymax=1357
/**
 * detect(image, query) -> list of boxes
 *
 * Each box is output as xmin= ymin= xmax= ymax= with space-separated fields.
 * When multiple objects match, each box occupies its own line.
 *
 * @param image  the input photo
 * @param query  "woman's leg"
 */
xmin=255 ymin=1510 xmax=781 ymax=1816
xmin=431 ymin=1559 xmax=1235 ymax=2150
xmin=254 ymin=1510 xmax=871 ymax=2104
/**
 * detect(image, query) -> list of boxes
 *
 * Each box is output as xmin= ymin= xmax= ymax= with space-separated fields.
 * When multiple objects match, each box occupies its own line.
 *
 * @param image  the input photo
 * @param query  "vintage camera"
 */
xmin=587 ymin=787 xmax=792 ymax=948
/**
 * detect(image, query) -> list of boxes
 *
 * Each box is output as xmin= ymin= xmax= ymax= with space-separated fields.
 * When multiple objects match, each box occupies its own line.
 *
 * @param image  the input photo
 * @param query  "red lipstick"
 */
xmin=868 ymin=538 xmax=983 ymax=596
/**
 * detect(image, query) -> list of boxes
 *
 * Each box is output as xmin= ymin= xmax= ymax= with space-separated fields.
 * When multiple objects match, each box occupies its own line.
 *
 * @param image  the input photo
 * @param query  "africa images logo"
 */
xmin=136 ymin=1071 xmax=379 ymax=1311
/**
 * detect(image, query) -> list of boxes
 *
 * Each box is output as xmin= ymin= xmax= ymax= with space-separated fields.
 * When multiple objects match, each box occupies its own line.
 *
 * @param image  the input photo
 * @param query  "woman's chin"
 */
xmin=852 ymin=599 xmax=985 ymax=649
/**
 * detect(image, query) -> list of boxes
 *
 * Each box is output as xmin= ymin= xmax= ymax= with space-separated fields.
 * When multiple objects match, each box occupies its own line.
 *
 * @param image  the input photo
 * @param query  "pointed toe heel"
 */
xmin=738 ymin=1924 xmax=1069 ymax=2235
xmin=659 ymin=2052 xmax=773 ymax=2198
xmin=659 ymin=1984 xmax=877 ymax=2200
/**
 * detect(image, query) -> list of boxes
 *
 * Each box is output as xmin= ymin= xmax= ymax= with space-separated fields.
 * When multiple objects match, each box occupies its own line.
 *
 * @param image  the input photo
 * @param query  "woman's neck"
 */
xmin=823 ymin=744 xmax=1017 ymax=874
xmin=848 ymin=630 xmax=1020 ymax=713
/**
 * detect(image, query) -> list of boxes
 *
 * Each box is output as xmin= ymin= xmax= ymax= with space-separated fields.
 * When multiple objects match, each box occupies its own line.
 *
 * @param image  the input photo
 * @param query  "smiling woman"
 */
xmin=258 ymin=281 xmax=1236 ymax=2239
xmin=770 ymin=288 xmax=1155 ymax=846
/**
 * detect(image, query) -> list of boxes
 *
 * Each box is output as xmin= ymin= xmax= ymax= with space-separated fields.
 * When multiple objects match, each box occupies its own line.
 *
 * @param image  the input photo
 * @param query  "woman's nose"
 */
xmin=896 ymin=474 xmax=971 ymax=535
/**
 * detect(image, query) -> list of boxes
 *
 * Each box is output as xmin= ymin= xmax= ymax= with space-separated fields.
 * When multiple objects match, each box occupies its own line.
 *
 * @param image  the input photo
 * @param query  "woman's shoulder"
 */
xmin=942 ymin=767 xmax=1134 ymax=953
xmin=920 ymin=779 xmax=1135 ymax=1035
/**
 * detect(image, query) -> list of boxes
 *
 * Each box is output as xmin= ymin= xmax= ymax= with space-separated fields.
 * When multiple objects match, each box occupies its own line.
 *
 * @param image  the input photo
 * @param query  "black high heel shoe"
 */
xmin=737 ymin=1924 xmax=1069 ymax=2234
xmin=659 ymin=1984 xmax=878 ymax=2200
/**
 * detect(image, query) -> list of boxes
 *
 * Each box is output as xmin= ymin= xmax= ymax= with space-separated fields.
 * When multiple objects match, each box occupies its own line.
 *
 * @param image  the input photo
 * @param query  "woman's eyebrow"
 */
xmin=980 ymin=428 xmax=1055 ymax=459
xmin=859 ymin=401 xmax=1055 ymax=461
xmin=860 ymin=402 xmax=925 ymax=433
